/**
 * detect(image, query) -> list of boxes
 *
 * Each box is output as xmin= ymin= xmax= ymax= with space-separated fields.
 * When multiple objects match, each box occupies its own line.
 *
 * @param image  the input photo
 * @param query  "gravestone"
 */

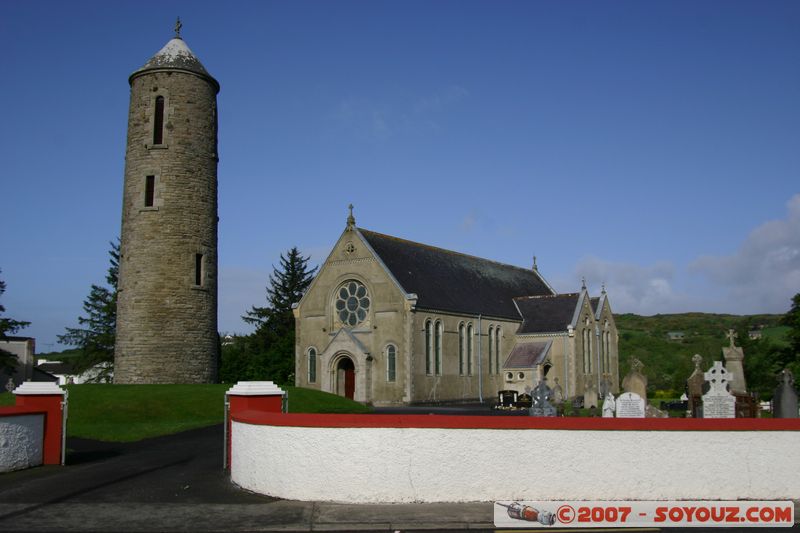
xmin=529 ymin=379 xmax=556 ymax=417
xmin=622 ymin=358 xmax=648 ymax=401
xmin=601 ymin=392 xmax=615 ymax=417
xmin=551 ymin=377 xmax=564 ymax=405
xmin=702 ymin=361 xmax=736 ymax=418
xmin=686 ymin=354 xmax=705 ymax=418
xmin=722 ymin=329 xmax=747 ymax=394
xmin=616 ymin=392 xmax=645 ymax=418
xmin=773 ymin=369 xmax=798 ymax=419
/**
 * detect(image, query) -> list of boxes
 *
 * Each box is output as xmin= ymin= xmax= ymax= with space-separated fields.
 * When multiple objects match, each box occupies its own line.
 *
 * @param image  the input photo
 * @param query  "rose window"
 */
xmin=335 ymin=281 xmax=370 ymax=327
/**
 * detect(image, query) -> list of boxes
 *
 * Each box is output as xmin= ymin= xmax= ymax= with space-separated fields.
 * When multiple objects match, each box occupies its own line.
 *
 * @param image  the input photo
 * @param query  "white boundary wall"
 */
xmin=0 ymin=414 xmax=44 ymax=473
xmin=231 ymin=421 xmax=800 ymax=503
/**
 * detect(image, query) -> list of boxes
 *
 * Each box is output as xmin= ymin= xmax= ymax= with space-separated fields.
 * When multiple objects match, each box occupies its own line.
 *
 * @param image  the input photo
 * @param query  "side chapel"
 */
xmin=294 ymin=209 xmax=619 ymax=405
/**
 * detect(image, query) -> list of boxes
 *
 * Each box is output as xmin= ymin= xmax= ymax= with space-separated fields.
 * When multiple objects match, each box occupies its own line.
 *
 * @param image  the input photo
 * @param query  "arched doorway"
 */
xmin=336 ymin=356 xmax=356 ymax=400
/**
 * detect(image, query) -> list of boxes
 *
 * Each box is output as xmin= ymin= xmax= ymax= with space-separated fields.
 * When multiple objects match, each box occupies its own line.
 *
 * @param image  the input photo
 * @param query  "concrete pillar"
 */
xmin=225 ymin=381 xmax=286 ymax=469
xmin=13 ymin=382 xmax=67 ymax=465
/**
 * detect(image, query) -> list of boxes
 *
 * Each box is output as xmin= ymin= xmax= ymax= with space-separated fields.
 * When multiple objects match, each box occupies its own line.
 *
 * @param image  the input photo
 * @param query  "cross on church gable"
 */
xmin=704 ymin=361 xmax=733 ymax=395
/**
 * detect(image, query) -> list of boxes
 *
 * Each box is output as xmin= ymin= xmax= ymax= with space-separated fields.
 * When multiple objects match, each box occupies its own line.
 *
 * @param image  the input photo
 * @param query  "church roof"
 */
xmin=514 ymin=293 xmax=581 ymax=334
xmin=504 ymin=340 xmax=552 ymax=369
xmin=358 ymin=228 xmax=554 ymax=319
xmin=130 ymin=37 xmax=219 ymax=92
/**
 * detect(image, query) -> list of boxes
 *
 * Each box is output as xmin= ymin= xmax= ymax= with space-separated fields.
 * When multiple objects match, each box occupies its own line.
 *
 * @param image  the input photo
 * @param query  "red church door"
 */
xmin=337 ymin=357 xmax=356 ymax=400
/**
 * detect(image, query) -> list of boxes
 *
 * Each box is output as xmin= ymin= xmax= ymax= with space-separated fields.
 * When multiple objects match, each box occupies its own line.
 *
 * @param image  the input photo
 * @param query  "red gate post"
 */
xmin=13 ymin=382 xmax=67 ymax=465
xmin=225 ymin=381 xmax=286 ymax=469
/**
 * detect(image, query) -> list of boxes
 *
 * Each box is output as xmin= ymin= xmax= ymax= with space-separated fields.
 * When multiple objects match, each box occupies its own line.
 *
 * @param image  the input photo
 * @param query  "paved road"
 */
xmin=1 ymin=422 xmax=798 ymax=532
xmin=0 ymin=424 xmax=494 ymax=532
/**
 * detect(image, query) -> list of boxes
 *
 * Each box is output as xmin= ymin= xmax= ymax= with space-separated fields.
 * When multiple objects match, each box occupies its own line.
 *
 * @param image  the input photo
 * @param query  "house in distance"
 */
xmin=294 ymin=208 xmax=619 ymax=405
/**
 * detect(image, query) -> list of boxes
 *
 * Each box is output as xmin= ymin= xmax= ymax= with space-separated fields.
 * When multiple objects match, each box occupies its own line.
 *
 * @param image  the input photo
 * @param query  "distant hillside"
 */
xmin=615 ymin=312 xmax=788 ymax=398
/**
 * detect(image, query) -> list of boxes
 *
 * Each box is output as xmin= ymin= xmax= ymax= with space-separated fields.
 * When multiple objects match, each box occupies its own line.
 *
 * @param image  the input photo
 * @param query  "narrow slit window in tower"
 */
xmin=153 ymin=96 xmax=165 ymax=145
xmin=144 ymin=175 xmax=155 ymax=207
xmin=195 ymin=253 xmax=203 ymax=286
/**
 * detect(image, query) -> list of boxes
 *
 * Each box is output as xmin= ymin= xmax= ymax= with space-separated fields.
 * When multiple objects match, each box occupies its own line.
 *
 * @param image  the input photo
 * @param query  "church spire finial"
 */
xmin=532 ymin=255 xmax=538 ymax=271
xmin=581 ymin=276 xmax=587 ymax=290
xmin=346 ymin=204 xmax=356 ymax=230
xmin=601 ymin=282 xmax=606 ymax=294
xmin=174 ymin=17 xmax=183 ymax=39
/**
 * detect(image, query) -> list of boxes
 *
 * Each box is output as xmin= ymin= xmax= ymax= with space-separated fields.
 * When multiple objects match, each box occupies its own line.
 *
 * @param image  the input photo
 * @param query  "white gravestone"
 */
xmin=702 ymin=361 xmax=736 ymax=419
xmin=616 ymin=392 xmax=645 ymax=418
xmin=602 ymin=392 xmax=616 ymax=418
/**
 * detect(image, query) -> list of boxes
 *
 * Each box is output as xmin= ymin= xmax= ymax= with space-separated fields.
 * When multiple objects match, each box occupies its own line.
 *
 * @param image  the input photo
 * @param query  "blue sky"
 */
xmin=1 ymin=1 xmax=798 ymax=352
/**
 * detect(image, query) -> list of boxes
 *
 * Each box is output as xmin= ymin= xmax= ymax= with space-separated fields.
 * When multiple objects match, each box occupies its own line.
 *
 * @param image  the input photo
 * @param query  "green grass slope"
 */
xmin=616 ymin=312 xmax=787 ymax=398
xmin=1 ymin=384 xmax=371 ymax=442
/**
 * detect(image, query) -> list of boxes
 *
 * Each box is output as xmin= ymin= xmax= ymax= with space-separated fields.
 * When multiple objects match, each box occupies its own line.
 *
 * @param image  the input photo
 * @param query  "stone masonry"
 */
xmin=114 ymin=32 xmax=219 ymax=383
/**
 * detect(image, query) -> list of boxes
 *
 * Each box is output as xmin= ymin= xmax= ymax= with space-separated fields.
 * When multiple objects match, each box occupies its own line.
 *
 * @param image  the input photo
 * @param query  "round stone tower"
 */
xmin=115 ymin=22 xmax=219 ymax=383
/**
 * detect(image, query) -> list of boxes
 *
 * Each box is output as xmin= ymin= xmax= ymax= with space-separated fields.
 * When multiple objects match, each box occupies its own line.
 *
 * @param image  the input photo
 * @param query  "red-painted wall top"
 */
xmin=0 ymin=406 xmax=47 ymax=417
xmin=231 ymin=411 xmax=800 ymax=431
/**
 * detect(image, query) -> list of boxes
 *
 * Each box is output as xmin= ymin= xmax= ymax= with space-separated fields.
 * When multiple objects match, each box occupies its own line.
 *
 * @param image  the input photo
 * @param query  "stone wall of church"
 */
xmin=409 ymin=311 xmax=522 ymax=403
xmin=294 ymin=231 xmax=410 ymax=404
xmin=115 ymin=69 xmax=219 ymax=383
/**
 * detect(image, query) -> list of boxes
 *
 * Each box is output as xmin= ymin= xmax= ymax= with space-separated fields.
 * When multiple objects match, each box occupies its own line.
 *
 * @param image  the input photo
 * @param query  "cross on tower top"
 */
xmin=174 ymin=17 xmax=183 ymax=39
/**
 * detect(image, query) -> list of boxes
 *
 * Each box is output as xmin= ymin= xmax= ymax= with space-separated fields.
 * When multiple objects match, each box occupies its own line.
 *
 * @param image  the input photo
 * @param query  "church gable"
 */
xmin=514 ymin=293 xmax=581 ymax=334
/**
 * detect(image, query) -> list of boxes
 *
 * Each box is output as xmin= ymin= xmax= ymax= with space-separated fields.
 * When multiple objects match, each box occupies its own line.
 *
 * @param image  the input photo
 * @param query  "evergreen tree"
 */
xmin=0 ymin=270 xmax=31 ymax=373
xmin=232 ymin=247 xmax=317 ymax=383
xmin=57 ymin=241 xmax=119 ymax=382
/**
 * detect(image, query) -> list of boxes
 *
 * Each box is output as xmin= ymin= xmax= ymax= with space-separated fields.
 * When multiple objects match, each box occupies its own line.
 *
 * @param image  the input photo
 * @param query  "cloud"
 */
xmin=413 ymin=85 xmax=469 ymax=115
xmin=690 ymin=193 xmax=800 ymax=313
xmin=329 ymin=99 xmax=392 ymax=140
xmin=557 ymin=194 xmax=800 ymax=315
xmin=563 ymin=256 xmax=692 ymax=315
xmin=327 ymin=85 xmax=469 ymax=140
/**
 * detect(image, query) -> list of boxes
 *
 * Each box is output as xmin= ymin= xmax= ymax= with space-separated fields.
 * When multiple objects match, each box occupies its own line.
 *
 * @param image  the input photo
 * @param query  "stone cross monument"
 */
xmin=702 ymin=361 xmax=736 ymax=418
xmin=115 ymin=22 xmax=220 ymax=383
xmin=722 ymin=329 xmax=747 ymax=394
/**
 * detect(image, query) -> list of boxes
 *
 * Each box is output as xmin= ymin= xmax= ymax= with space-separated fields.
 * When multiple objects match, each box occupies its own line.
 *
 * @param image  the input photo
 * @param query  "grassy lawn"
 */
xmin=1 ymin=384 xmax=370 ymax=442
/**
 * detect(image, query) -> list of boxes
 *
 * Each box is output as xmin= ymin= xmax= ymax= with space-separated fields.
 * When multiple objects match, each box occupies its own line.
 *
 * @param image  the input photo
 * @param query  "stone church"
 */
xmin=294 ymin=210 xmax=619 ymax=405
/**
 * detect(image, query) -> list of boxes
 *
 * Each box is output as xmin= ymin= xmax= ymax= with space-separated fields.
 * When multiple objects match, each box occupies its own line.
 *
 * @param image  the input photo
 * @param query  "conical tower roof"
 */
xmin=129 ymin=22 xmax=219 ymax=93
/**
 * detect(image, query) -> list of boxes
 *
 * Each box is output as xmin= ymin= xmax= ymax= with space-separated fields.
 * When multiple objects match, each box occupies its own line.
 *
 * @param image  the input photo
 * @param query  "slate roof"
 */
xmin=504 ymin=340 xmax=552 ymax=369
xmin=130 ymin=38 xmax=219 ymax=92
xmin=358 ymin=228 xmax=554 ymax=320
xmin=515 ymin=293 xmax=581 ymax=334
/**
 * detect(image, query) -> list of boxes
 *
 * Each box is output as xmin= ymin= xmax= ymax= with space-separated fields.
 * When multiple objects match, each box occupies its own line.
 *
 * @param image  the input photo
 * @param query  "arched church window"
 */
xmin=386 ymin=344 xmax=396 ymax=382
xmin=467 ymin=323 xmax=474 ymax=375
xmin=153 ymin=96 xmax=165 ymax=145
xmin=425 ymin=319 xmax=433 ymax=375
xmin=307 ymin=348 xmax=317 ymax=383
xmin=488 ymin=327 xmax=494 ymax=374
xmin=335 ymin=280 xmax=370 ymax=327
xmin=495 ymin=326 xmax=501 ymax=373
xmin=434 ymin=320 xmax=443 ymax=375
xmin=458 ymin=323 xmax=465 ymax=375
